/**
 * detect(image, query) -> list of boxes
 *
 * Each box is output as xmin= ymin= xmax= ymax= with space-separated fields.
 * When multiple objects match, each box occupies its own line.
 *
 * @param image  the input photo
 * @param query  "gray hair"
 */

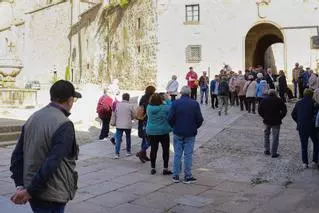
xmin=180 ymin=86 xmax=191 ymax=95
xmin=313 ymin=88 xmax=319 ymax=104
xmin=268 ymin=89 xmax=277 ymax=96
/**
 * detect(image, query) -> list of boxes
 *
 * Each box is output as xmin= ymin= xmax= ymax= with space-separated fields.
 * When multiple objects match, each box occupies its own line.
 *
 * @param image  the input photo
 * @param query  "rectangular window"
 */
xmin=185 ymin=4 xmax=200 ymax=22
xmin=186 ymin=45 xmax=201 ymax=63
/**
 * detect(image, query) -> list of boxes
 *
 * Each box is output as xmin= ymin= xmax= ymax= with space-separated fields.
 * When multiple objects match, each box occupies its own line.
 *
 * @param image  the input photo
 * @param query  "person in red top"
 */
xmin=186 ymin=67 xmax=198 ymax=100
xmin=96 ymin=89 xmax=113 ymax=140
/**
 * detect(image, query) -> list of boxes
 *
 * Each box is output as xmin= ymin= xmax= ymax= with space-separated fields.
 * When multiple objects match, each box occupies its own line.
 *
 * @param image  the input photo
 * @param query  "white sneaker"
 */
xmin=126 ymin=152 xmax=132 ymax=156
xmin=310 ymin=162 xmax=318 ymax=169
xmin=302 ymin=163 xmax=309 ymax=169
xmin=113 ymin=154 xmax=119 ymax=159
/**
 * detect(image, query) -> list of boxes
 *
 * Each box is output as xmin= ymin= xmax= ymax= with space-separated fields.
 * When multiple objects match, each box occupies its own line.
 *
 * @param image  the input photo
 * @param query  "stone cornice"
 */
xmin=0 ymin=20 xmax=25 ymax=33
xmin=25 ymin=0 xmax=67 ymax=15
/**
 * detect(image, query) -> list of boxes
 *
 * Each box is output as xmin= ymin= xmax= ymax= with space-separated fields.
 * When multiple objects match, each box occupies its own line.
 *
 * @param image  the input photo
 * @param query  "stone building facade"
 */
xmin=0 ymin=0 xmax=94 ymax=87
xmin=155 ymin=0 xmax=319 ymax=89
xmin=1 ymin=0 xmax=319 ymax=90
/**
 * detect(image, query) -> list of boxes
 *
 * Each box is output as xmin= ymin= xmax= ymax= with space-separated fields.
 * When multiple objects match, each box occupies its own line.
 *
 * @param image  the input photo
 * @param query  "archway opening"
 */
xmin=245 ymin=23 xmax=284 ymax=73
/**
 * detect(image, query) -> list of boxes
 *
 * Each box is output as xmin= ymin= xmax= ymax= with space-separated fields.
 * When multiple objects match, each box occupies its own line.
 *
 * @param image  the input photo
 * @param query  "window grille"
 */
xmin=186 ymin=45 xmax=201 ymax=63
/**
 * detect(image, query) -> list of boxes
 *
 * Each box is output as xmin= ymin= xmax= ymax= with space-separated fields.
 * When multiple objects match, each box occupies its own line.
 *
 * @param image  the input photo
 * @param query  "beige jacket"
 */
xmin=244 ymin=80 xmax=257 ymax=97
xmin=292 ymin=68 xmax=299 ymax=81
xmin=115 ymin=101 xmax=135 ymax=129
xmin=236 ymin=77 xmax=247 ymax=96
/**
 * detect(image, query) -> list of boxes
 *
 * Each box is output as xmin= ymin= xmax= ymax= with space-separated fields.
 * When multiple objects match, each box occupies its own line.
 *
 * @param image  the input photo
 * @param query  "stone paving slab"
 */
xmin=131 ymin=191 xmax=178 ymax=211
xmin=2 ymin=103 xmax=319 ymax=213
xmin=175 ymin=195 xmax=214 ymax=208
xmin=87 ymin=191 xmax=139 ymax=208
xmin=158 ymin=183 xmax=210 ymax=196
xmin=107 ymin=203 xmax=162 ymax=213
xmin=0 ymin=196 xmax=32 ymax=213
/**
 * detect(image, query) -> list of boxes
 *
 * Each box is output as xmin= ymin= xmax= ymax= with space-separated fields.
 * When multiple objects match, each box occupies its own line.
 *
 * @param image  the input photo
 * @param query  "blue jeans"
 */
xmin=200 ymin=88 xmax=208 ymax=103
xmin=140 ymin=125 xmax=150 ymax=152
xmin=29 ymin=199 xmax=65 ymax=213
xmin=115 ymin=128 xmax=131 ymax=154
xmin=173 ymin=135 xmax=195 ymax=178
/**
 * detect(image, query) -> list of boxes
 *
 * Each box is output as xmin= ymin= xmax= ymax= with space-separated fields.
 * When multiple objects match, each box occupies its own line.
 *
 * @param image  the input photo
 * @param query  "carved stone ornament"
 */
xmin=256 ymin=0 xmax=271 ymax=5
xmin=256 ymin=0 xmax=271 ymax=18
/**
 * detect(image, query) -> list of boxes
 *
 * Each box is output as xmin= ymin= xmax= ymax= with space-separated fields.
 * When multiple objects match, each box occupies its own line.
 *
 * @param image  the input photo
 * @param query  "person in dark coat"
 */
xmin=298 ymin=66 xmax=305 ymax=99
xmin=136 ymin=86 xmax=156 ymax=163
xmin=278 ymin=70 xmax=288 ymax=103
xmin=265 ymin=68 xmax=276 ymax=89
xmin=258 ymin=89 xmax=287 ymax=158
xmin=291 ymin=89 xmax=319 ymax=169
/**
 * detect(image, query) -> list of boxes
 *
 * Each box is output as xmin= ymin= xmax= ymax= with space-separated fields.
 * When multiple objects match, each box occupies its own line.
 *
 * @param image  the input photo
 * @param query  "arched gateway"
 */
xmin=245 ymin=23 xmax=285 ymax=71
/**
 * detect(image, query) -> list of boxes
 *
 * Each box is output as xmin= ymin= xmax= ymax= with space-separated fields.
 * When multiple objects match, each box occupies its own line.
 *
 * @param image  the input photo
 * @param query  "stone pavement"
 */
xmin=1 ymin=103 xmax=319 ymax=213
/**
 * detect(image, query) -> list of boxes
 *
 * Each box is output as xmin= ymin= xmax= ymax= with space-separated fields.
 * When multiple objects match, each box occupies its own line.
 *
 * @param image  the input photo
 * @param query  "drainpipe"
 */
xmin=69 ymin=0 xmax=73 ymax=81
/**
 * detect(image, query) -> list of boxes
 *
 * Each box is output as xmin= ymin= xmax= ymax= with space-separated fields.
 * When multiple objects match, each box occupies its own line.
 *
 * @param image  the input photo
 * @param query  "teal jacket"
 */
xmin=146 ymin=104 xmax=171 ymax=135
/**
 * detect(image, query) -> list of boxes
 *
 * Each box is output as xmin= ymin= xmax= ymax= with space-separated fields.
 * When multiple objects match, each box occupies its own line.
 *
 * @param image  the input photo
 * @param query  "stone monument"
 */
xmin=0 ymin=26 xmax=23 ymax=88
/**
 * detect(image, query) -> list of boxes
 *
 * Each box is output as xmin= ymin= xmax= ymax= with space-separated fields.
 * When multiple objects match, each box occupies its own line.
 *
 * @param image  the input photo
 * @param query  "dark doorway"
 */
xmin=245 ymin=23 xmax=284 ymax=71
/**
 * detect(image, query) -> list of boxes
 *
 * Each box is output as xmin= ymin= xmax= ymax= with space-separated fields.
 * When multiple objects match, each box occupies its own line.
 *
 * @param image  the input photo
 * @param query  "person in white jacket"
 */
xmin=166 ymin=75 xmax=179 ymax=101
xmin=244 ymin=75 xmax=257 ymax=113
xmin=114 ymin=93 xmax=135 ymax=159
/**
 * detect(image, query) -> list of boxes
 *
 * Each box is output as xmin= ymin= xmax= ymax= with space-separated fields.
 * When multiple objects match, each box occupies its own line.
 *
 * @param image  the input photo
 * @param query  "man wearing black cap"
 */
xmin=10 ymin=80 xmax=81 ymax=212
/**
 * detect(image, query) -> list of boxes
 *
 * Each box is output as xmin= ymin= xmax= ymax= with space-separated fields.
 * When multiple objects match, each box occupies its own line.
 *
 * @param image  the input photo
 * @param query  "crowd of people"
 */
xmin=182 ymin=64 xmax=319 ymax=168
xmin=185 ymin=66 xmax=287 ymax=115
xmin=8 ymin=62 xmax=319 ymax=212
xmin=97 ymin=83 xmax=204 ymax=183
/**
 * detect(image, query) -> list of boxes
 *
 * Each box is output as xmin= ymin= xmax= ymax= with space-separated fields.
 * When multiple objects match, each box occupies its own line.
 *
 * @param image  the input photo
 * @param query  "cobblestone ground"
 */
xmin=1 ymin=102 xmax=319 ymax=213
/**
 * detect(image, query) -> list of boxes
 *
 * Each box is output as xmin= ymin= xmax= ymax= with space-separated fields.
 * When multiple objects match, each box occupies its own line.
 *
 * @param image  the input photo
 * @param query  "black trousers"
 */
xmin=149 ymin=134 xmax=170 ymax=169
xmin=211 ymin=94 xmax=218 ymax=108
xmin=99 ymin=116 xmax=111 ymax=139
xmin=279 ymin=89 xmax=286 ymax=103
xmin=239 ymin=95 xmax=247 ymax=111
xmin=299 ymin=129 xmax=319 ymax=164
xmin=257 ymin=97 xmax=263 ymax=105
xmin=246 ymin=97 xmax=256 ymax=113
xmin=191 ymin=88 xmax=197 ymax=100
xmin=298 ymin=81 xmax=304 ymax=99
xmin=230 ymin=91 xmax=239 ymax=106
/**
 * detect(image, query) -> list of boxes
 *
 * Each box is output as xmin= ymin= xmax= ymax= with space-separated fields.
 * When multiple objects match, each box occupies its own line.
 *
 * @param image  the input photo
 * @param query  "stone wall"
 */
xmin=106 ymin=0 xmax=157 ymax=90
xmin=71 ymin=0 xmax=158 ymax=90
xmin=22 ymin=1 xmax=71 ymax=86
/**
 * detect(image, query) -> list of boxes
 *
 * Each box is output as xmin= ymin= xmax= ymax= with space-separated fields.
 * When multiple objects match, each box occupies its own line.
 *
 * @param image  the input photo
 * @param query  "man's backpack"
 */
xmin=219 ymin=81 xmax=229 ymax=96
xmin=96 ymin=96 xmax=112 ymax=119
xmin=135 ymin=106 xmax=145 ymax=120
xmin=261 ymin=81 xmax=270 ymax=96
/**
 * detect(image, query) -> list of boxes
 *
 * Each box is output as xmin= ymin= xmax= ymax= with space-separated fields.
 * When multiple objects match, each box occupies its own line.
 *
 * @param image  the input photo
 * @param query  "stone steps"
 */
xmin=0 ymin=131 xmax=20 ymax=143
xmin=0 ymin=125 xmax=21 ymax=134
xmin=0 ymin=124 xmax=22 ymax=147
xmin=0 ymin=140 xmax=17 ymax=147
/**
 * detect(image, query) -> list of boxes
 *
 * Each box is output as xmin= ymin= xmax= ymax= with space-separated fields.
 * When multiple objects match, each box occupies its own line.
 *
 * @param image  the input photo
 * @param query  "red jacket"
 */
xmin=96 ymin=95 xmax=113 ymax=118
xmin=186 ymin=71 xmax=198 ymax=88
